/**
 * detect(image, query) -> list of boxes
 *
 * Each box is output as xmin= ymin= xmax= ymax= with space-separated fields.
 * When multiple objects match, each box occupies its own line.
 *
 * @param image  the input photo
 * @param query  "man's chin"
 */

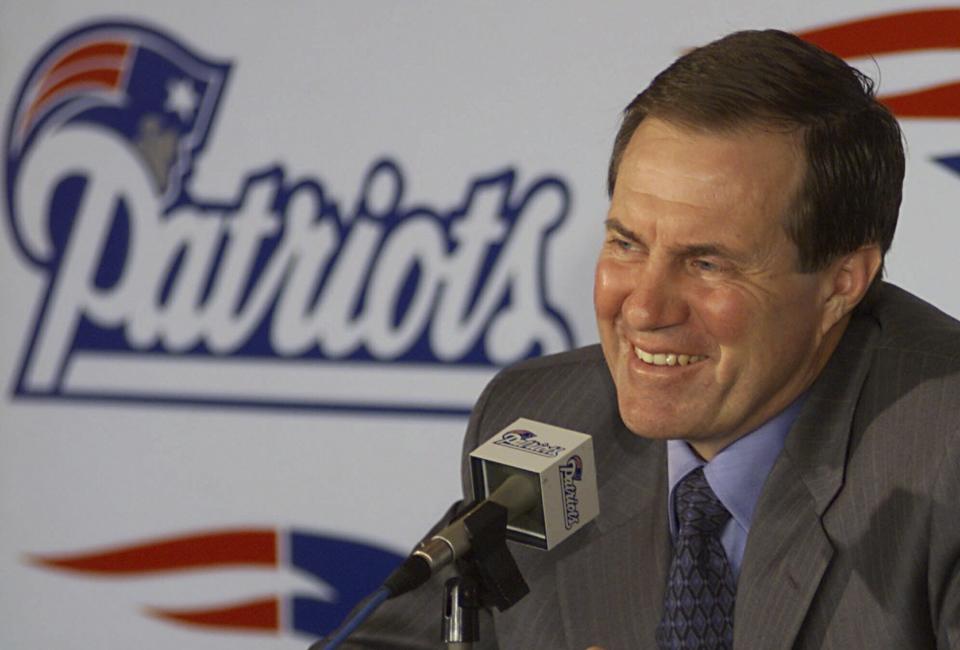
xmin=618 ymin=405 xmax=699 ymax=441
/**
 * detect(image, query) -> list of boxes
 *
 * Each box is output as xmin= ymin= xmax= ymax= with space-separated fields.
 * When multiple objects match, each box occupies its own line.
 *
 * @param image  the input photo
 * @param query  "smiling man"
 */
xmin=596 ymin=118 xmax=858 ymax=460
xmin=339 ymin=30 xmax=960 ymax=650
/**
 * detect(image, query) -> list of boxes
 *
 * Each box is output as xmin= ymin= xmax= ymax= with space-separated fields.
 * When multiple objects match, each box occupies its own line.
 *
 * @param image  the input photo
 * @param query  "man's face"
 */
xmin=595 ymin=117 xmax=839 ymax=458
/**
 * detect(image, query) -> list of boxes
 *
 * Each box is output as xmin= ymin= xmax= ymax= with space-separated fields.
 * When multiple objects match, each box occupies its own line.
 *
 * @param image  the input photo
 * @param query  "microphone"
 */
xmin=384 ymin=418 xmax=598 ymax=598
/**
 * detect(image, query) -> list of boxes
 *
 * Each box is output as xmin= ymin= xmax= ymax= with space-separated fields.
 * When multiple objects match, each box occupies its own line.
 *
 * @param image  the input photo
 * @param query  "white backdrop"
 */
xmin=2 ymin=2 xmax=960 ymax=648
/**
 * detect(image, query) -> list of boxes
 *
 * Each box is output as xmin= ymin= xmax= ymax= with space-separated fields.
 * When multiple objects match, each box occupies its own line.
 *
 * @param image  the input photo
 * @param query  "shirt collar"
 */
xmin=666 ymin=394 xmax=806 ymax=536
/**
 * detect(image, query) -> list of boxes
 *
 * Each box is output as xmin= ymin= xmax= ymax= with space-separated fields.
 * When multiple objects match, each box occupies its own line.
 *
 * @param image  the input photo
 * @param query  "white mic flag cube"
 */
xmin=469 ymin=418 xmax=599 ymax=551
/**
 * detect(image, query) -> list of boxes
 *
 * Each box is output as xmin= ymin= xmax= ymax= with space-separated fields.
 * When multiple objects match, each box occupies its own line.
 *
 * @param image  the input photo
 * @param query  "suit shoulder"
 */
xmin=851 ymin=284 xmax=960 ymax=451
xmin=497 ymin=344 xmax=607 ymax=375
xmin=863 ymin=283 xmax=960 ymax=363
xmin=482 ymin=344 xmax=611 ymax=404
xmin=466 ymin=345 xmax=618 ymax=445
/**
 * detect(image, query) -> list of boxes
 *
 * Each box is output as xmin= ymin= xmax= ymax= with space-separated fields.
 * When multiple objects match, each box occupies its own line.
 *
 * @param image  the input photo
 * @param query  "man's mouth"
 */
xmin=633 ymin=346 xmax=706 ymax=367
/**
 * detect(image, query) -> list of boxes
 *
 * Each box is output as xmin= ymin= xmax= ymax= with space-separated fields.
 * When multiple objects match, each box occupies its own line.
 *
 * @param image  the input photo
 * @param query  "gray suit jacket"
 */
xmin=345 ymin=283 xmax=960 ymax=649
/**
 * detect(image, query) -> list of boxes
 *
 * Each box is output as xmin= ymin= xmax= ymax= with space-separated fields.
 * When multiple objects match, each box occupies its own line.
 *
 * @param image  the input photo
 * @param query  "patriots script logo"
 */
xmin=558 ymin=455 xmax=583 ymax=530
xmin=4 ymin=20 xmax=574 ymax=414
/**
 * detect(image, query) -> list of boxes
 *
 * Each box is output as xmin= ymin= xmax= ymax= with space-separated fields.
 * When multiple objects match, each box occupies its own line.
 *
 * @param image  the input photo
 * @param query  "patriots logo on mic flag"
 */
xmin=563 ymin=454 xmax=583 ymax=481
xmin=28 ymin=528 xmax=403 ymax=638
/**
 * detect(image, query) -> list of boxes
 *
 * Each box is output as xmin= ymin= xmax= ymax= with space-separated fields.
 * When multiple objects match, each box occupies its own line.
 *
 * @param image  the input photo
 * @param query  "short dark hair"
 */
xmin=608 ymin=29 xmax=905 ymax=274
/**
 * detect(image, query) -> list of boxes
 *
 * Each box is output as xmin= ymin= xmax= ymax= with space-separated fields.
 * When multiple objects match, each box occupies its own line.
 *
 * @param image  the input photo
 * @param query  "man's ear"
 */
xmin=820 ymin=245 xmax=882 ymax=334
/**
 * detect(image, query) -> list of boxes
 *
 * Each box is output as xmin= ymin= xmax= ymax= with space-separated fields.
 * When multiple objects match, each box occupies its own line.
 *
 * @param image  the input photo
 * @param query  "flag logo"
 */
xmin=29 ymin=527 xmax=402 ymax=639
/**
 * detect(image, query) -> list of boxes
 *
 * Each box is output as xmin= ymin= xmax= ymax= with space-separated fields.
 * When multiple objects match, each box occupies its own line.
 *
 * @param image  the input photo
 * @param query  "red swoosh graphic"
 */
xmin=147 ymin=597 xmax=279 ymax=632
xmin=880 ymin=81 xmax=960 ymax=117
xmin=29 ymin=528 xmax=277 ymax=574
xmin=798 ymin=8 xmax=960 ymax=58
xmin=44 ymin=41 xmax=128 ymax=81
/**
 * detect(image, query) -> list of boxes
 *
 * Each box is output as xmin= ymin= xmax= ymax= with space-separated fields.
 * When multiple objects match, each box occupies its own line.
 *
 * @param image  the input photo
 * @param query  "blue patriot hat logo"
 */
xmin=6 ymin=20 xmax=230 ymax=227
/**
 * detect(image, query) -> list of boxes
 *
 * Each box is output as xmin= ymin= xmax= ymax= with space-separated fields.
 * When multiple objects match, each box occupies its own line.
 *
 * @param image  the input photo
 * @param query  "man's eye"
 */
xmin=692 ymin=259 xmax=719 ymax=272
xmin=606 ymin=237 xmax=632 ymax=250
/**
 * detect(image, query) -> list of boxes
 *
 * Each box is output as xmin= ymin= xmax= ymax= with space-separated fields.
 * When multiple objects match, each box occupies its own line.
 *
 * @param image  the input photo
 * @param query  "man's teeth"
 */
xmin=633 ymin=347 xmax=705 ymax=367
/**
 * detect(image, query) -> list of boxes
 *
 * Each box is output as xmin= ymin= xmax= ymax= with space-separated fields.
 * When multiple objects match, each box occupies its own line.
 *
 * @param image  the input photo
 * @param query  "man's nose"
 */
xmin=621 ymin=264 xmax=689 ymax=331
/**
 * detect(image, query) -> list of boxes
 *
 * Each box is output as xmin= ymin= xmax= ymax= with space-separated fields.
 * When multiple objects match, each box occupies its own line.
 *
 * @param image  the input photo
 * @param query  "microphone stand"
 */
xmin=440 ymin=500 xmax=529 ymax=648
xmin=442 ymin=576 xmax=479 ymax=648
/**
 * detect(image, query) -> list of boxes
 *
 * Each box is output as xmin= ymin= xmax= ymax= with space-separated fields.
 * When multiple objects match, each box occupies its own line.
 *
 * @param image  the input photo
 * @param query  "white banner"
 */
xmin=2 ymin=2 xmax=959 ymax=648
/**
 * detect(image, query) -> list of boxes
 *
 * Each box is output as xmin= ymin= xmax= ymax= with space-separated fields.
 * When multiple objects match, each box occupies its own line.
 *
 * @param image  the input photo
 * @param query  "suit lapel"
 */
xmin=733 ymin=455 xmax=833 ymax=649
xmin=555 ymin=413 xmax=671 ymax=649
xmin=734 ymin=315 xmax=881 ymax=649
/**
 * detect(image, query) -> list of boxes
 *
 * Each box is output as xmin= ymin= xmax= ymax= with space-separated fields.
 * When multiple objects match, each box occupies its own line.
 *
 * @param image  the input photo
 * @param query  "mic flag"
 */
xmin=382 ymin=418 xmax=599 ymax=600
xmin=469 ymin=418 xmax=599 ymax=551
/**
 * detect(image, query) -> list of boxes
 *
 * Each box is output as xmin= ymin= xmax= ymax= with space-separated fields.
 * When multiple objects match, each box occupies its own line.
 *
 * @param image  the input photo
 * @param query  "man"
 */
xmin=340 ymin=29 xmax=960 ymax=649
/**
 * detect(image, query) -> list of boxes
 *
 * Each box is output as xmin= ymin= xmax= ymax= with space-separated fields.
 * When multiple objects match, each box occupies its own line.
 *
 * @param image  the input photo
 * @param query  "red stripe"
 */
xmin=879 ymin=82 xmax=960 ymax=118
xmin=46 ymin=41 xmax=128 ymax=79
xmin=24 ymin=67 xmax=123 ymax=132
xmin=30 ymin=529 xmax=277 ymax=574
xmin=797 ymin=9 xmax=960 ymax=57
xmin=146 ymin=597 xmax=280 ymax=632
xmin=32 ymin=68 xmax=121 ymax=111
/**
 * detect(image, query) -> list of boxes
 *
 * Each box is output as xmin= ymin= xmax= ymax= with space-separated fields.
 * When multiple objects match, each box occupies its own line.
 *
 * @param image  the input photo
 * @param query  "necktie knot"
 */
xmin=675 ymin=468 xmax=730 ymax=538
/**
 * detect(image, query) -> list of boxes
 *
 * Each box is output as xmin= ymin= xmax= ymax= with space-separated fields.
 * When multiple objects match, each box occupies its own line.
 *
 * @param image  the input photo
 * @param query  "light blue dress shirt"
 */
xmin=666 ymin=396 xmax=806 ymax=581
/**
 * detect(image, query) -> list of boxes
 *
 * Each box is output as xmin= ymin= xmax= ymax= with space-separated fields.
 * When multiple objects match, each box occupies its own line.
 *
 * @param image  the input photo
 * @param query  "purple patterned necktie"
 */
xmin=656 ymin=467 xmax=736 ymax=649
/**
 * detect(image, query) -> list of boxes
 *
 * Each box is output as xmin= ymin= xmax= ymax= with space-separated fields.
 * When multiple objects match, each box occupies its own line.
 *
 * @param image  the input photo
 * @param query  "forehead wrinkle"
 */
xmin=623 ymin=188 xmax=716 ymax=214
xmin=618 ymin=162 xmax=729 ymax=212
